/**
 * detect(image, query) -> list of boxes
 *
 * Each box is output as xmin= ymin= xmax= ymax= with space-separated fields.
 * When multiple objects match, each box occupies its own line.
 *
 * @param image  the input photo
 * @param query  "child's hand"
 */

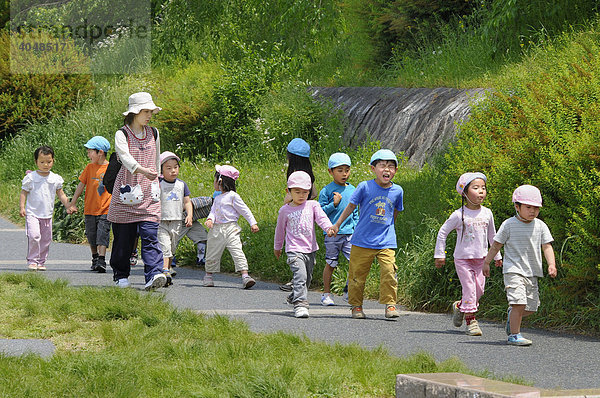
xmin=19 ymin=208 xmax=26 ymax=217
xmin=204 ymin=219 xmax=213 ymax=229
xmin=434 ymin=258 xmax=445 ymax=268
xmin=482 ymin=262 xmax=491 ymax=277
xmin=328 ymin=225 xmax=339 ymax=237
xmin=333 ymin=192 xmax=342 ymax=206
xmin=274 ymin=249 xmax=281 ymax=259
xmin=67 ymin=206 xmax=77 ymax=214
xmin=185 ymin=214 xmax=193 ymax=227
xmin=494 ymin=259 xmax=503 ymax=268
xmin=548 ymin=264 xmax=557 ymax=278
xmin=251 ymin=224 xmax=259 ymax=233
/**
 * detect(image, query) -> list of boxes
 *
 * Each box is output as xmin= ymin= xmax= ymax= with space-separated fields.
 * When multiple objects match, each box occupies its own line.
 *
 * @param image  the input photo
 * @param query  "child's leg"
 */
xmin=158 ymin=222 xmax=173 ymax=271
xmin=504 ymin=273 xmax=539 ymax=335
xmin=205 ymin=224 xmax=226 ymax=275
xmin=223 ymin=223 xmax=249 ymax=275
xmin=322 ymin=264 xmax=335 ymax=293
xmin=287 ymin=252 xmax=309 ymax=306
xmin=376 ymin=248 xmax=398 ymax=305
xmin=347 ymin=246 xmax=376 ymax=307
xmin=186 ymin=221 xmax=207 ymax=265
xmin=322 ymin=235 xmax=341 ymax=294
xmin=35 ymin=217 xmax=52 ymax=267
xmin=454 ymin=259 xmax=479 ymax=314
xmin=25 ymin=215 xmax=42 ymax=265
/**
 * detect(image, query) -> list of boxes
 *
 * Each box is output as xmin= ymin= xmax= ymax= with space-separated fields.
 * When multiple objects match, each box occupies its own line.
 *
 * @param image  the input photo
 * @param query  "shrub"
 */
xmin=0 ymin=31 xmax=95 ymax=142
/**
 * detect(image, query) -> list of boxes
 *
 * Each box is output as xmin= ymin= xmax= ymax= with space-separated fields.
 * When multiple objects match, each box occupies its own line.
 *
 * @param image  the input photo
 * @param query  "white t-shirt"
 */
xmin=21 ymin=171 xmax=64 ymax=219
xmin=494 ymin=216 xmax=553 ymax=277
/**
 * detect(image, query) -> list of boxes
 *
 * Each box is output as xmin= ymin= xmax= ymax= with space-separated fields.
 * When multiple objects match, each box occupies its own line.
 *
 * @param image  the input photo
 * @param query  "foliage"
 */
xmin=0 ymin=31 xmax=94 ymax=142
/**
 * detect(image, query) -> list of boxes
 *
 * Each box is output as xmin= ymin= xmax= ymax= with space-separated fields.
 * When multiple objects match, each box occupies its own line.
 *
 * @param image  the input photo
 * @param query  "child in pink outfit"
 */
xmin=19 ymin=145 xmax=72 ymax=271
xmin=274 ymin=171 xmax=334 ymax=318
xmin=434 ymin=172 xmax=502 ymax=336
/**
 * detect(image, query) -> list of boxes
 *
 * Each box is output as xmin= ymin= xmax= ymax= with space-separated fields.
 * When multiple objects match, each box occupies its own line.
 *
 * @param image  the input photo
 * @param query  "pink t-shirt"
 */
xmin=435 ymin=206 xmax=501 ymax=260
xmin=274 ymin=200 xmax=333 ymax=254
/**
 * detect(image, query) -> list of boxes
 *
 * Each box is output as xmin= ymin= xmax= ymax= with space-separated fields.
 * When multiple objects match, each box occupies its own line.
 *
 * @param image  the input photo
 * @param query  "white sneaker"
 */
xmin=321 ymin=293 xmax=335 ymax=306
xmin=294 ymin=307 xmax=309 ymax=318
xmin=144 ymin=273 xmax=167 ymax=291
xmin=115 ymin=278 xmax=130 ymax=288
xmin=203 ymin=274 xmax=215 ymax=287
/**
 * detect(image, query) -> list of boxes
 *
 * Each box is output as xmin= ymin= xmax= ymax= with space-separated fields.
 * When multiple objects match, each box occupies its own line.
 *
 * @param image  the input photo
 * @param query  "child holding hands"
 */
xmin=434 ymin=172 xmax=502 ymax=336
xmin=274 ymin=171 xmax=334 ymax=318
xmin=68 ymin=136 xmax=112 ymax=273
xmin=203 ymin=165 xmax=258 ymax=289
xmin=20 ymin=145 xmax=72 ymax=271
xmin=483 ymin=185 xmax=557 ymax=346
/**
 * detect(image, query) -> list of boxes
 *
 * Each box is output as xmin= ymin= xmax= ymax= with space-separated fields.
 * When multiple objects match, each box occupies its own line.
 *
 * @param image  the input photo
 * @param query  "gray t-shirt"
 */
xmin=494 ymin=216 xmax=553 ymax=277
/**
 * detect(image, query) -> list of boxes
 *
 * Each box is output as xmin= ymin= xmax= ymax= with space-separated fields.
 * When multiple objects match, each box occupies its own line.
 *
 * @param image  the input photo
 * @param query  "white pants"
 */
xmin=205 ymin=222 xmax=248 ymax=273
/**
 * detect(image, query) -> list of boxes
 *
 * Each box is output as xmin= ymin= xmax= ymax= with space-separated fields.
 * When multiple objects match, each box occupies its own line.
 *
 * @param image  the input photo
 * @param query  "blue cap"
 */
xmin=369 ymin=149 xmax=397 ymax=165
xmin=287 ymin=138 xmax=310 ymax=157
xmin=328 ymin=152 xmax=351 ymax=169
xmin=84 ymin=136 xmax=110 ymax=153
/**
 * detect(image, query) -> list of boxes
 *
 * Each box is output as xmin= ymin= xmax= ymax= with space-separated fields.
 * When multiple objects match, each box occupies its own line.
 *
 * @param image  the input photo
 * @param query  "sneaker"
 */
xmin=96 ymin=258 xmax=106 ymax=273
xmin=279 ymin=281 xmax=293 ymax=292
xmin=129 ymin=255 xmax=138 ymax=266
xmin=286 ymin=294 xmax=294 ymax=305
xmin=144 ymin=273 xmax=167 ymax=291
xmin=203 ymin=274 xmax=214 ymax=287
xmin=170 ymin=268 xmax=177 ymax=277
xmin=385 ymin=304 xmax=400 ymax=319
xmin=27 ymin=263 xmax=37 ymax=271
xmin=507 ymin=333 xmax=532 ymax=346
xmin=91 ymin=257 xmax=99 ymax=271
xmin=506 ymin=306 xmax=512 ymax=336
xmin=242 ymin=275 xmax=256 ymax=289
xmin=466 ymin=319 xmax=483 ymax=336
xmin=351 ymin=306 xmax=366 ymax=319
xmin=452 ymin=301 xmax=463 ymax=327
xmin=321 ymin=293 xmax=335 ymax=306
xmin=162 ymin=269 xmax=173 ymax=286
xmin=294 ymin=306 xmax=309 ymax=318
xmin=37 ymin=264 xmax=46 ymax=271
xmin=115 ymin=278 xmax=130 ymax=288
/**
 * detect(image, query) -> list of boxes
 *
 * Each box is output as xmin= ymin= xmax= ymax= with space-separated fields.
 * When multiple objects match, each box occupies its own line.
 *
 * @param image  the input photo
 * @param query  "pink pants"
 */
xmin=454 ymin=258 xmax=485 ymax=313
xmin=26 ymin=215 xmax=52 ymax=266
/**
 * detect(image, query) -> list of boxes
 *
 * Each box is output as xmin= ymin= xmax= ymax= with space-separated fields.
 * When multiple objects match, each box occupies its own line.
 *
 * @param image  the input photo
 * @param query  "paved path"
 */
xmin=1 ymin=216 xmax=599 ymax=390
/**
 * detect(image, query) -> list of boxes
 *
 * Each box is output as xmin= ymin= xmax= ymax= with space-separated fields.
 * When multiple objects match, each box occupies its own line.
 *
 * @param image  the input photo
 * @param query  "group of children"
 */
xmin=19 ymin=92 xmax=557 ymax=346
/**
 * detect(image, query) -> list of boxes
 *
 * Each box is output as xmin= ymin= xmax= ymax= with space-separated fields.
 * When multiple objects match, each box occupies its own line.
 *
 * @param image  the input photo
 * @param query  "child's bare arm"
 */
xmin=542 ymin=243 xmax=557 ymax=277
xmin=483 ymin=241 xmax=503 ymax=276
xmin=57 ymin=188 xmax=71 ymax=213
xmin=331 ymin=203 xmax=357 ymax=235
xmin=19 ymin=190 xmax=28 ymax=217
xmin=183 ymin=196 xmax=193 ymax=227
xmin=68 ymin=182 xmax=86 ymax=212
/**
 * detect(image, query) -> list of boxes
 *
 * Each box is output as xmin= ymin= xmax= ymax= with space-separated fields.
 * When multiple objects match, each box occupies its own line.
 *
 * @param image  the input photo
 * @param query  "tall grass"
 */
xmin=0 ymin=273 xmax=472 ymax=397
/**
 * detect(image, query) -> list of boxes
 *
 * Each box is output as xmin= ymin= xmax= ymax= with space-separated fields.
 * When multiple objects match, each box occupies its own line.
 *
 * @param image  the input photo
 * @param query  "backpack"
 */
xmin=103 ymin=126 xmax=157 ymax=194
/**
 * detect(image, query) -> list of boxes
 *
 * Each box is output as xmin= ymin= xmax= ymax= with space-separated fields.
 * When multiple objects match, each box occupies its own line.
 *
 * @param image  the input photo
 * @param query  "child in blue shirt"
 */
xmin=330 ymin=149 xmax=404 ymax=320
xmin=318 ymin=152 xmax=359 ymax=306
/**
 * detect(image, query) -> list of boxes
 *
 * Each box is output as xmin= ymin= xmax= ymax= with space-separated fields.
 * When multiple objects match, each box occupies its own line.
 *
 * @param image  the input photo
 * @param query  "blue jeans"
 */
xmin=111 ymin=221 xmax=164 ymax=283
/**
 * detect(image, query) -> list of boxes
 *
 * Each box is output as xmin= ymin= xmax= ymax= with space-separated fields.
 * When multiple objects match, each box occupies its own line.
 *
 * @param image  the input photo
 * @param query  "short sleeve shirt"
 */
xmin=21 ymin=171 xmax=64 ymax=219
xmin=494 ymin=216 xmax=553 ymax=277
xmin=349 ymin=179 xmax=404 ymax=249
xmin=79 ymin=163 xmax=111 ymax=215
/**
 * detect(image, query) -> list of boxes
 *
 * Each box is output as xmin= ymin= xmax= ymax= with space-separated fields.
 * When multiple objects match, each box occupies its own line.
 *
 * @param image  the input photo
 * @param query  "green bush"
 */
xmin=0 ymin=32 xmax=95 ymax=142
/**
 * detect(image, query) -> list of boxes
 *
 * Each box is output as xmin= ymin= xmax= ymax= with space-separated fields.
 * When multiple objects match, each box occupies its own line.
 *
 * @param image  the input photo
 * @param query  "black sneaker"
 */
xmin=90 ymin=257 xmax=99 ymax=271
xmin=96 ymin=258 xmax=106 ymax=273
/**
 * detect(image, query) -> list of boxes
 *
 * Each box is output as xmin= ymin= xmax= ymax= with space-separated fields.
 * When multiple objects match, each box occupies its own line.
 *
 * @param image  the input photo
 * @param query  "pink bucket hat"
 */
xmin=287 ymin=171 xmax=312 ymax=190
xmin=160 ymin=151 xmax=180 ymax=166
xmin=216 ymin=165 xmax=239 ymax=180
xmin=456 ymin=172 xmax=487 ymax=196
xmin=512 ymin=184 xmax=542 ymax=207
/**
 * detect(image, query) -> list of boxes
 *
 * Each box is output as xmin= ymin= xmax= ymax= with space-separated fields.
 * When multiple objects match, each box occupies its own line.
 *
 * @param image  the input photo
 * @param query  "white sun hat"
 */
xmin=122 ymin=92 xmax=162 ymax=116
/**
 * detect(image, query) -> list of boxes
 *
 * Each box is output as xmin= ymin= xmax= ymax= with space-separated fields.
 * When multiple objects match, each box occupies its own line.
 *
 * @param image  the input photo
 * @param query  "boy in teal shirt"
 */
xmin=330 ymin=149 xmax=404 ymax=319
xmin=318 ymin=153 xmax=359 ymax=306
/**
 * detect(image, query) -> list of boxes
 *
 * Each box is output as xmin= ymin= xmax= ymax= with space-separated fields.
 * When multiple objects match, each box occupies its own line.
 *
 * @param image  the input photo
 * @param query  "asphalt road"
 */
xmin=1 ymin=216 xmax=598 ymax=390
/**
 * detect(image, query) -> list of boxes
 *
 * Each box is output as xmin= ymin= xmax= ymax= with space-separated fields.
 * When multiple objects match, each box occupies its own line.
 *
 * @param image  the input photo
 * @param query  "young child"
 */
xmin=434 ymin=172 xmax=502 ymax=336
xmin=280 ymin=137 xmax=317 ymax=292
xmin=203 ymin=165 xmax=259 ymax=288
xmin=483 ymin=184 xmax=557 ymax=346
xmin=68 ymin=136 xmax=112 ymax=273
xmin=318 ymin=152 xmax=359 ymax=306
xmin=158 ymin=151 xmax=193 ymax=285
xmin=274 ymin=171 xmax=334 ymax=318
xmin=330 ymin=149 xmax=404 ymax=320
xmin=19 ymin=145 xmax=71 ymax=271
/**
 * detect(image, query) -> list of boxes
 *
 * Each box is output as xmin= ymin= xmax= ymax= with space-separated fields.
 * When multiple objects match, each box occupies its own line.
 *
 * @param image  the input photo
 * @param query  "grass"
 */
xmin=0 ymin=273 xmax=473 ymax=397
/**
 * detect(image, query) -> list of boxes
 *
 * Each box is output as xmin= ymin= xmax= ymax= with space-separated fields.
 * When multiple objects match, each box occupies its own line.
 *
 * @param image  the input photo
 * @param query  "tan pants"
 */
xmin=205 ymin=222 xmax=248 ymax=273
xmin=348 ymin=245 xmax=397 ymax=306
